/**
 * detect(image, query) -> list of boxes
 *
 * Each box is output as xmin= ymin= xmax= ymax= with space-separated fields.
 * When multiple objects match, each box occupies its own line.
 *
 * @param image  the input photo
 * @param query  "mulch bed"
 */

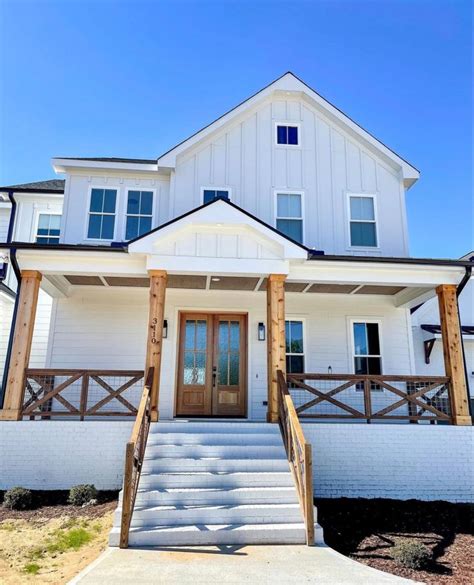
xmin=315 ymin=498 xmax=474 ymax=584
xmin=0 ymin=490 xmax=118 ymax=522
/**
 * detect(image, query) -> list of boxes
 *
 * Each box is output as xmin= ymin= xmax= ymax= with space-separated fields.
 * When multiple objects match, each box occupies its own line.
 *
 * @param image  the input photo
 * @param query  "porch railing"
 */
xmin=277 ymin=370 xmax=314 ymax=545
xmin=119 ymin=367 xmax=154 ymax=548
xmin=286 ymin=373 xmax=452 ymax=423
xmin=22 ymin=369 xmax=145 ymax=419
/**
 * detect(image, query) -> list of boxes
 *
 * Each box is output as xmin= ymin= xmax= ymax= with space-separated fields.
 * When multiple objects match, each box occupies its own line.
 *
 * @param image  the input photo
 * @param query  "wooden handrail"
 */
xmin=119 ymin=367 xmax=154 ymax=548
xmin=277 ymin=370 xmax=314 ymax=545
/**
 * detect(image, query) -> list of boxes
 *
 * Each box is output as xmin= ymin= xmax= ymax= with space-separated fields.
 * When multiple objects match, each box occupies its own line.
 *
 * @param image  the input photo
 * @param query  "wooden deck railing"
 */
xmin=22 ymin=369 xmax=145 ymax=419
xmin=119 ymin=367 xmax=154 ymax=548
xmin=277 ymin=370 xmax=314 ymax=545
xmin=286 ymin=373 xmax=452 ymax=423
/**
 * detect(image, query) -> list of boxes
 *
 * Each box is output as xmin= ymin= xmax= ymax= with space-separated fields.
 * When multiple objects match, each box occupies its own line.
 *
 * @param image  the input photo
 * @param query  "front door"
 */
xmin=176 ymin=313 xmax=247 ymax=417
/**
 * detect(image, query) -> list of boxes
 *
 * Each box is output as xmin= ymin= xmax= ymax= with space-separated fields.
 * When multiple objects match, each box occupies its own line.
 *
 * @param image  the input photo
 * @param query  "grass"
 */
xmin=23 ymin=562 xmax=41 ymax=575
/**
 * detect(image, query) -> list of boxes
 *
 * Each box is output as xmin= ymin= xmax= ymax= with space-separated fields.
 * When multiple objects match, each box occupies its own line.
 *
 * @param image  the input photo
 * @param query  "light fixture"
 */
xmin=258 ymin=322 xmax=266 ymax=341
xmin=211 ymin=277 xmax=221 ymax=282
xmin=163 ymin=319 xmax=168 ymax=339
xmin=328 ymin=366 xmax=332 ymax=374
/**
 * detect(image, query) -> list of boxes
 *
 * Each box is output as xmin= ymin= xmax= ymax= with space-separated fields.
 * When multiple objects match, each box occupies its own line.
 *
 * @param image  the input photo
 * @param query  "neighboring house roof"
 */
xmin=421 ymin=324 xmax=474 ymax=336
xmin=156 ymin=71 xmax=420 ymax=186
xmin=0 ymin=179 xmax=65 ymax=193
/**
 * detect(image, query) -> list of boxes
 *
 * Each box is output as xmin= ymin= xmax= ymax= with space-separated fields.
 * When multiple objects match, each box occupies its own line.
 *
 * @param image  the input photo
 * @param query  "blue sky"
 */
xmin=0 ymin=0 xmax=472 ymax=258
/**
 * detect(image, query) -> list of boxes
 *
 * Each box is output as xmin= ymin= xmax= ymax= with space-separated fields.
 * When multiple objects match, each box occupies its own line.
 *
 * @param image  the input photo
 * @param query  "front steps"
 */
xmin=109 ymin=421 xmax=323 ymax=547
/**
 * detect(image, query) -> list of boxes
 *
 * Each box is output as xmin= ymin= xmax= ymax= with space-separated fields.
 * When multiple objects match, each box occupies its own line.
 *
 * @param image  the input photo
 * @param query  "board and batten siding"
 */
xmin=61 ymin=174 xmax=170 ymax=245
xmin=47 ymin=287 xmax=414 ymax=420
xmin=60 ymin=96 xmax=409 ymax=257
xmin=171 ymin=97 xmax=409 ymax=256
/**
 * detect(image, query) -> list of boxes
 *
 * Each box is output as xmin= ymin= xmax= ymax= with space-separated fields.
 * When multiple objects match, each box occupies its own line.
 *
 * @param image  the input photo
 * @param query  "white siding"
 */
xmin=170 ymin=97 xmax=409 ymax=256
xmin=47 ymin=288 xmax=413 ymax=420
xmin=0 ymin=205 xmax=11 ymax=241
xmin=62 ymin=174 xmax=170 ymax=245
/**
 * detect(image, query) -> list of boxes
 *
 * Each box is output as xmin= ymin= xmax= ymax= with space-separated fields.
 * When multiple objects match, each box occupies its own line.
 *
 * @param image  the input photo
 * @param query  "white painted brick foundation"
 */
xmin=1 ymin=422 xmax=472 ymax=503
xmin=303 ymin=423 xmax=474 ymax=503
xmin=0 ymin=422 xmax=133 ymax=490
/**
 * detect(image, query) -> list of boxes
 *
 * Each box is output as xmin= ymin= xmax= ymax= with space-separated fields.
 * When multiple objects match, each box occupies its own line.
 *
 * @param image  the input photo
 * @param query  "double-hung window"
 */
xmin=276 ymin=124 xmax=299 ymax=145
xmin=353 ymin=322 xmax=382 ymax=376
xmin=349 ymin=195 xmax=377 ymax=247
xmin=286 ymin=320 xmax=305 ymax=374
xmin=125 ymin=190 xmax=153 ymax=240
xmin=276 ymin=192 xmax=303 ymax=243
xmin=36 ymin=213 xmax=61 ymax=244
xmin=202 ymin=189 xmax=230 ymax=204
xmin=87 ymin=188 xmax=117 ymax=240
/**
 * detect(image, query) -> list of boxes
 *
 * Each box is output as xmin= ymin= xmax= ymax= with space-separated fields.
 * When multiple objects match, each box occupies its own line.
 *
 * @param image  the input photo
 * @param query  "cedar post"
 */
xmin=436 ymin=284 xmax=471 ymax=425
xmin=146 ymin=270 xmax=167 ymax=422
xmin=266 ymin=274 xmax=286 ymax=423
xmin=1 ymin=270 xmax=42 ymax=421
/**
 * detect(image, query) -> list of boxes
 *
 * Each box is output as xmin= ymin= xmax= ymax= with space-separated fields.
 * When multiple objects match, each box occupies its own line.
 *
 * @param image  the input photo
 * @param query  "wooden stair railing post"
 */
xmin=1 ymin=270 xmax=42 ymax=421
xmin=146 ymin=270 xmax=167 ymax=422
xmin=303 ymin=442 xmax=315 ymax=545
xmin=436 ymin=284 xmax=471 ymax=425
xmin=267 ymin=275 xmax=286 ymax=423
xmin=119 ymin=441 xmax=134 ymax=548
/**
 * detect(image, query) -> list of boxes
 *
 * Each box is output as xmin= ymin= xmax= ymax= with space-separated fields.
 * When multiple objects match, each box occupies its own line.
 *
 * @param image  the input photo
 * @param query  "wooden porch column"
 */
xmin=436 ymin=284 xmax=471 ymax=425
xmin=146 ymin=270 xmax=167 ymax=422
xmin=267 ymin=274 xmax=286 ymax=423
xmin=1 ymin=270 xmax=42 ymax=421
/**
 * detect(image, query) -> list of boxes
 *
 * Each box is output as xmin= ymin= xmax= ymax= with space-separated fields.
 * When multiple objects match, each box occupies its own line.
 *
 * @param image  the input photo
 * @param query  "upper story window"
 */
xmin=276 ymin=124 xmax=299 ymax=146
xmin=349 ymin=195 xmax=377 ymax=247
xmin=286 ymin=320 xmax=305 ymax=374
xmin=202 ymin=188 xmax=230 ymax=204
xmin=276 ymin=192 xmax=303 ymax=243
xmin=352 ymin=321 xmax=382 ymax=375
xmin=87 ymin=188 xmax=117 ymax=240
xmin=126 ymin=190 xmax=153 ymax=240
xmin=36 ymin=213 xmax=61 ymax=244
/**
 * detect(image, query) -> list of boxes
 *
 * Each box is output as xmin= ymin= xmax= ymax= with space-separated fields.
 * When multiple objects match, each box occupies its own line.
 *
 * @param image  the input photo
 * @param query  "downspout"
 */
xmin=0 ymin=190 xmax=20 ymax=408
xmin=456 ymin=263 xmax=473 ymax=419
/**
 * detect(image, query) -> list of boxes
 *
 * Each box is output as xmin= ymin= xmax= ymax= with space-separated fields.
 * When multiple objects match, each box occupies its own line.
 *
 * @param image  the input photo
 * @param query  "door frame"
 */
xmin=174 ymin=310 xmax=248 ymax=418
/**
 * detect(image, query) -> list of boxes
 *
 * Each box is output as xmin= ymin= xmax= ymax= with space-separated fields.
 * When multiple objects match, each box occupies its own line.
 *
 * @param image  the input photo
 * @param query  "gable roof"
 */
xmin=157 ymin=72 xmax=420 ymax=187
xmin=0 ymin=179 xmax=65 ymax=193
xmin=127 ymin=196 xmax=311 ymax=259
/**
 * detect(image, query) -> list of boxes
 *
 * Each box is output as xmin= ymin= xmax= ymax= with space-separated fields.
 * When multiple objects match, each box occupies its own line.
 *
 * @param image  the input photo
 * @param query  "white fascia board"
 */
xmin=157 ymin=73 xmax=419 ymax=186
xmin=15 ymin=249 xmax=146 ymax=277
xmin=289 ymin=260 xmax=465 ymax=288
xmin=128 ymin=199 xmax=307 ymax=260
xmin=146 ymin=255 xmax=289 ymax=276
xmin=52 ymin=158 xmax=159 ymax=173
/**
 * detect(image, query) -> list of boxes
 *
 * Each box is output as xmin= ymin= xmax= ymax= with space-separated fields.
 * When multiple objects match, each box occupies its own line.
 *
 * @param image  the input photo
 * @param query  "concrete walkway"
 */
xmin=70 ymin=545 xmax=419 ymax=584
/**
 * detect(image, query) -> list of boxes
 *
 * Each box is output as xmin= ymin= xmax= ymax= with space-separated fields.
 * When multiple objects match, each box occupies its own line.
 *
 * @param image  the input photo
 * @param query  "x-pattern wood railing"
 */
xmin=277 ymin=370 xmax=314 ymax=545
xmin=120 ymin=367 xmax=154 ymax=548
xmin=286 ymin=373 xmax=452 ymax=423
xmin=22 ymin=369 xmax=144 ymax=419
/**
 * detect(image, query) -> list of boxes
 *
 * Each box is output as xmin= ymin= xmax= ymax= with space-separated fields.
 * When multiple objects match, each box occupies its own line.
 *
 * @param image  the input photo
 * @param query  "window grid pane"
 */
xmin=125 ymin=190 xmax=153 ymax=240
xmin=88 ymin=189 xmax=117 ymax=239
xmin=36 ymin=214 xmax=61 ymax=244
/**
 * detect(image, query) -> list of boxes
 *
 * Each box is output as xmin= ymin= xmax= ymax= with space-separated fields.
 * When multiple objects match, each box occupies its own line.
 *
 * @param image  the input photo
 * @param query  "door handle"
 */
xmin=212 ymin=366 xmax=217 ymax=387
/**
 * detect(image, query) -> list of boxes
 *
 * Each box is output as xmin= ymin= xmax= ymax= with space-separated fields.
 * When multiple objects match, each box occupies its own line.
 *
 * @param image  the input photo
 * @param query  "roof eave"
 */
xmin=52 ymin=158 xmax=159 ymax=173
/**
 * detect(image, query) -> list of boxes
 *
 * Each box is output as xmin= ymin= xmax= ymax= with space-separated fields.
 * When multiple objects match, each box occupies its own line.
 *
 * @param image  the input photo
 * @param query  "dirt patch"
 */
xmin=0 ymin=493 xmax=117 ymax=584
xmin=316 ymin=498 xmax=474 ymax=585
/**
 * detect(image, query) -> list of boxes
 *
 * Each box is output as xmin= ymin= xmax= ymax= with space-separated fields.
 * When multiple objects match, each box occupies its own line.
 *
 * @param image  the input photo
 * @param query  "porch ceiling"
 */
xmin=56 ymin=274 xmax=414 ymax=297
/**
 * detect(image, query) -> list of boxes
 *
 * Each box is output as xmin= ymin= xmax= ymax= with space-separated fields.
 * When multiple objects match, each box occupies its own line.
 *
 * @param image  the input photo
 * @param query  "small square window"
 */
xmin=276 ymin=125 xmax=299 ymax=146
xmin=36 ymin=213 xmax=61 ymax=244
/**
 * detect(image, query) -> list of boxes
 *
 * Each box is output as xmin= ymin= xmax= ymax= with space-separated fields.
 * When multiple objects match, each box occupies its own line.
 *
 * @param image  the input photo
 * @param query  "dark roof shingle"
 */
xmin=0 ymin=179 xmax=65 ymax=193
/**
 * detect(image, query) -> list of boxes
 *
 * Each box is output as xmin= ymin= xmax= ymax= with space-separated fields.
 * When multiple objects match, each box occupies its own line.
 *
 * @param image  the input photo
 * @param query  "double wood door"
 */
xmin=176 ymin=313 xmax=247 ymax=417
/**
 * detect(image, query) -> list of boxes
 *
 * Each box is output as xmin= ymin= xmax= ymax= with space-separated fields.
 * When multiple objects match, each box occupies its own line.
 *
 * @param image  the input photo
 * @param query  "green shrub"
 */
xmin=23 ymin=562 xmax=41 ymax=575
xmin=392 ymin=539 xmax=432 ymax=569
xmin=3 ymin=487 xmax=33 ymax=510
xmin=68 ymin=484 xmax=97 ymax=507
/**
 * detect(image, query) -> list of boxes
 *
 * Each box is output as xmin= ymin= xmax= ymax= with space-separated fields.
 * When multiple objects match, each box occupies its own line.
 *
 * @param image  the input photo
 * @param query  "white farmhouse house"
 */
xmin=0 ymin=73 xmax=472 ymax=547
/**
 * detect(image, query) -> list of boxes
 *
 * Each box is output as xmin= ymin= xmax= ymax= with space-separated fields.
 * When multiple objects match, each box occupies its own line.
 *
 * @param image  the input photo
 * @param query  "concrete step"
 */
xmin=130 ymin=486 xmax=299 ymax=507
xmin=116 ymin=503 xmax=302 ymax=527
xmin=142 ymin=457 xmax=290 ymax=474
xmin=144 ymin=444 xmax=286 ymax=459
xmin=147 ymin=432 xmax=283 ymax=446
xmin=138 ymin=471 xmax=295 ymax=490
xmin=148 ymin=422 xmax=277 ymax=434
xmin=109 ymin=522 xmax=325 ymax=547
